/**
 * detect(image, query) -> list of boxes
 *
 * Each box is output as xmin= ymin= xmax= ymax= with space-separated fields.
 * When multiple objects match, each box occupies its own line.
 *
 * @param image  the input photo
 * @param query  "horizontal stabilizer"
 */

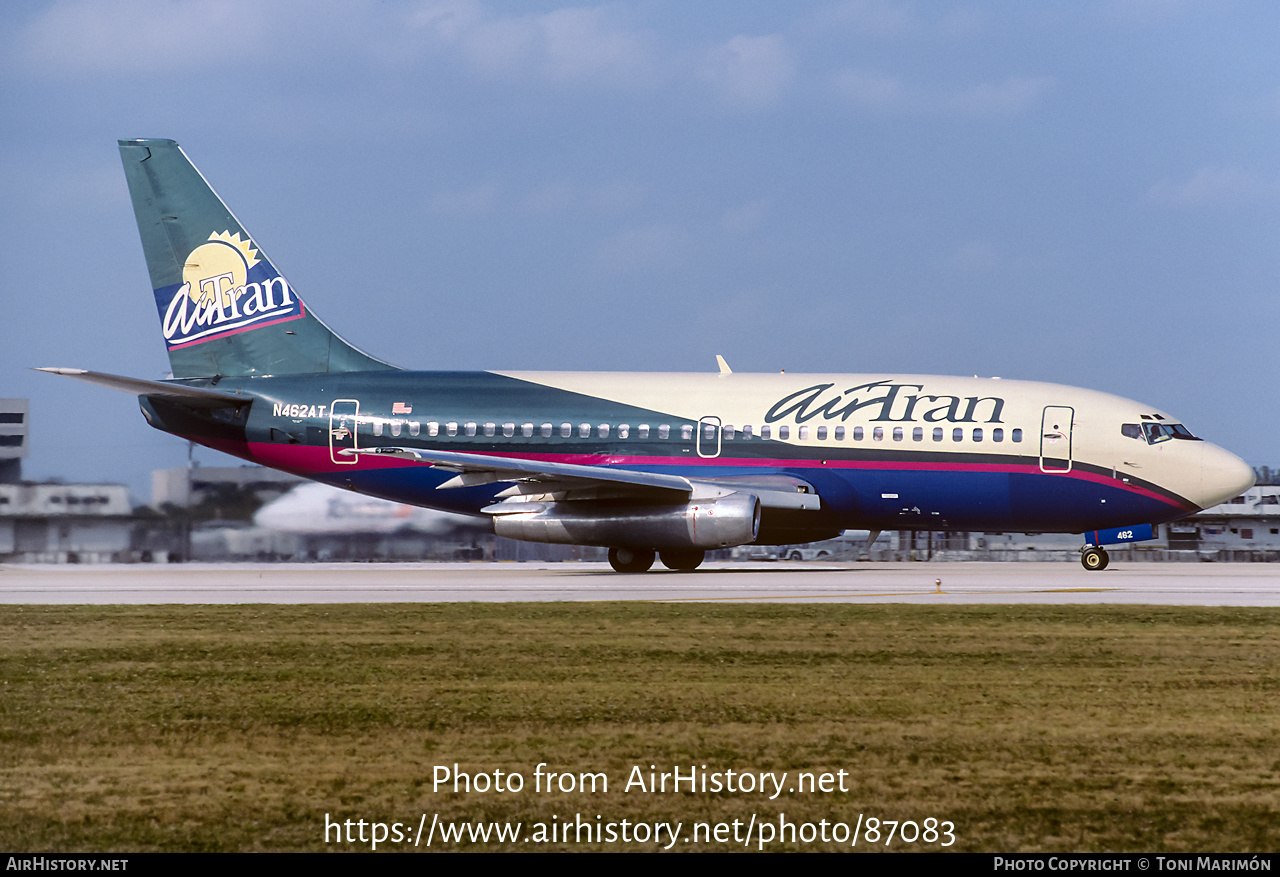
xmin=34 ymin=368 xmax=251 ymax=409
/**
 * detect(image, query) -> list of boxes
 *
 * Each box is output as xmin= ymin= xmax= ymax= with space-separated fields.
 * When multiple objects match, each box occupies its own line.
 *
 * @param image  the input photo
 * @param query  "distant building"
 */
xmin=0 ymin=398 xmax=29 ymax=484
xmin=1171 ymin=479 xmax=1280 ymax=555
xmin=0 ymin=400 xmax=141 ymax=562
xmin=0 ymin=481 xmax=134 ymax=563
xmin=152 ymin=465 xmax=305 ymax=508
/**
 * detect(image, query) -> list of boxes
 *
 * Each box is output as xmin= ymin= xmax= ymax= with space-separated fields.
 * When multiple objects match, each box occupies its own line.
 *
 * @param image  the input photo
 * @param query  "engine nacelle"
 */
xmin=492 ymin=493 xmax=761 ymax=549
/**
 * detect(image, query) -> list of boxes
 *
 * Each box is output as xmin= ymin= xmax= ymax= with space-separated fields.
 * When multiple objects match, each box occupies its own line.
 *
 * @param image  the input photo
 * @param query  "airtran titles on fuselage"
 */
xmin=159 ymin=231 xmax=304 ymax=349
xmin=765 ymin=381 xmax=1006 ymax=425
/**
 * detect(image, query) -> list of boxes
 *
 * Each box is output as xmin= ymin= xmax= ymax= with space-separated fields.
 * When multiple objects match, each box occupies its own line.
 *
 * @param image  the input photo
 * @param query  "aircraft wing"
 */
xmin=346 ymin=447 xmax=692 ymax=497
xmin=344 ymin=447 xmax=821 ymax=509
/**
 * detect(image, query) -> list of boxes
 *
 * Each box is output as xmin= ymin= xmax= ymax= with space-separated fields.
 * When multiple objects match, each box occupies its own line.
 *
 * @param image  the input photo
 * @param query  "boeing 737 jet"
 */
xmin=40 ymin=139 xmax=1254 ymax=571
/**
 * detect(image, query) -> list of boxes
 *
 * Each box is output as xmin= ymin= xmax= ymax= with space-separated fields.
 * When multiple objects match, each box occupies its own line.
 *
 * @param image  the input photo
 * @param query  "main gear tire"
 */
xmin=658 ymin=548 xmax=705 ymax=571
xmin=608 ymin=547 xmax=656 ymax=573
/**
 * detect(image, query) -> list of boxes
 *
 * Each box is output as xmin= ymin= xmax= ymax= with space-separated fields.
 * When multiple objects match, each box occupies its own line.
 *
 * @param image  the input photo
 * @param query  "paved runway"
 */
xmin=1 ymin=561 xmax=1278 ymax=605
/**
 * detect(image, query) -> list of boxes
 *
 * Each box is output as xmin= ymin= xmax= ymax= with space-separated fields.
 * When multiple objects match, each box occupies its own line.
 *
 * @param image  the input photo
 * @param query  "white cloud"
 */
xmin=1147 ymin=166 xmax=1280 ymax=206
xmin=700 ymin=34 xmax=795 ymax=111
xmin=408 ymin=0 xmax=483 ymax=41
xmin=16 ymin=0 xmax=273 ymax=74
xmin=410 ymin=1 xmax=657 ymax=88
xmin=538 ymin=7 xmax=652 ymax=83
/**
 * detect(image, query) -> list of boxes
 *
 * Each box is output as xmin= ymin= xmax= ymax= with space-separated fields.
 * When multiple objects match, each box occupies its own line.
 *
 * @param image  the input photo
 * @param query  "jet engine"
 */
xmin=491 ymin=492 xmax=761 ymax=549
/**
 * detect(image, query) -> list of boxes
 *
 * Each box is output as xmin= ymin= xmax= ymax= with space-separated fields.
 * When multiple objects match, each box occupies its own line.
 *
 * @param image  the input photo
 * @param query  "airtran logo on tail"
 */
xmin=159 ymin=231 xmax=305 ymax=350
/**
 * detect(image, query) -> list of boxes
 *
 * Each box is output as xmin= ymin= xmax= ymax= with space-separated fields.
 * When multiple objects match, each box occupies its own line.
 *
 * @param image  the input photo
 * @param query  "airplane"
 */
xmin=39 ymin=139 xmax=1255 ymax=573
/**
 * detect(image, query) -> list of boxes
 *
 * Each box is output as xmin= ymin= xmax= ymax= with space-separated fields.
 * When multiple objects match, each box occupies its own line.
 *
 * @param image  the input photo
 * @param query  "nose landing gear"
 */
xmin=1081 ymin=546 xmax=1109 ymax=571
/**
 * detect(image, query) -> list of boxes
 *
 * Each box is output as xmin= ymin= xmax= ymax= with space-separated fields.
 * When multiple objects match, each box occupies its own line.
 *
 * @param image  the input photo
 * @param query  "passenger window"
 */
xmin=659 ymin=424 xmax=670 ymax=439
xmin=521 ymin=423 xmax=533 ymax=438
xmin=893 ymin=427 xmax=904 ymax=441
xmin=1121 ymin=423 xmax=1142 ymax=440
xmin=704 ymin=424 xmax=716 ymax=439
xmin=619 ymin=424 xmax=630 ymax=439
xmin=446 ymin=422 xmax=458 ymax=437
xmin=992 ymin=428 xmax=1003 ymax=442
xmin=933 ymin=427 xmax=943 ymax=442
xmin=973 ymin=428 xmax=983 ymax=442
xmin=816 ymin=426 xmax=826 ymax=440
xmin=723 ymin=426 xmax=734 ymax=440
xmin=598 ymin=424 xmax=609 ymax=438
xmin=873 ymin=427 xmax=883 ymax=441
xmin=373 ymin=419 xmax=384 ymax=437
xmin=484 ymin=422 xmax=496 ymax=437
xmin=579 ymin=423 xmax=591 ymax=438
xmin=912 ymin=427 xmax=923 ymax=441
xmin=560 ymin=423 xmax=572 ymax=438
xmin=778 ymin=425 xmax=790 ymax=440
xmin=834 ymin=426 xmax=845 ymax=441
xmin=798 ymin=426 xmax=809 ymax=440
xmin=681 ymin=425 xmax=694 ymax=441
xmin=410 ymin=421 xmax=421 ymax=437
xmin=760 ymin=425 xmax=771 ymax=439
xmin=502 ymin=422 xmax=515 ymax=437
xmin=853 ymin=426 xmax=864 ymax=441
xmin=465 ymin=422 xmax=477 ymax=437
xmin=1012 ymin=428 xmax=1022 ymax=442
xmin=541 ymin=423 xmax=553 ymax=438
xmin=953 ymin=428 xmax=963 ymax=442
xmin=741 ymin=425 xmax=753 ymax=439
xmin=638 ymin=424 xmax=650 ymax=439
xmin=390 ymin=420 xmax=402 ymax=437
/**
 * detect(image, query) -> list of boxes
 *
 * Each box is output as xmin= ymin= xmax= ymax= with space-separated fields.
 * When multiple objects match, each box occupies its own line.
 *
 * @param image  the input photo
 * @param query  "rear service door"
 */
xmin=1040 ymin=406 xmax=1074 ymax=473
xmin=330 ymin=399 xmax=360 ymax=464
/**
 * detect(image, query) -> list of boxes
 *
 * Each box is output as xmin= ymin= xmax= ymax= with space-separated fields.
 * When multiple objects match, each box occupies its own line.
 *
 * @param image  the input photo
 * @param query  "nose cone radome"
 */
xmin=1193 ymin=443 xmax=1255 ymax=510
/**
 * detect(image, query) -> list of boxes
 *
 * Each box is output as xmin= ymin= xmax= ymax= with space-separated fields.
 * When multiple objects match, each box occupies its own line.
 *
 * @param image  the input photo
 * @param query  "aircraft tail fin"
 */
xmin=118 ymin=139 xmax=397 ymax=379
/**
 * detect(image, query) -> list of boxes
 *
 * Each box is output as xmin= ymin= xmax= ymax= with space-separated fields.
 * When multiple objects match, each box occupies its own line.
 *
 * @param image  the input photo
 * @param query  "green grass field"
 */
xmin=1 ymin=603 xmax=1277 ymax=851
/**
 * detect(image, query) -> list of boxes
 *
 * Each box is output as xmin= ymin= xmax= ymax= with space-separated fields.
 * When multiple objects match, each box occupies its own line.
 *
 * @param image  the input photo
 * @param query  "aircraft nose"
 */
xmin=1193 ymin=443 xmax=1255 ymax=510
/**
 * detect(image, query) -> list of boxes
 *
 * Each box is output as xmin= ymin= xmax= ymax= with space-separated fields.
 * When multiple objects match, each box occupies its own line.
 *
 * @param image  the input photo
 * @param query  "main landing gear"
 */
xmin=607 ymin=547 xmax=706 ymax=572
xmin=608 ymin=547 xmax=655 ymax=573
xmin=1081 ymin=546 xmax=1109 ymax=571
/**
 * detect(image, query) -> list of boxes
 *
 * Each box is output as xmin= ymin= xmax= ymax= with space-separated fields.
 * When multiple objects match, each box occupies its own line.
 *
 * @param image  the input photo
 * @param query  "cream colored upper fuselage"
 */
xmin=497 ymin=371 xmax=1252 ymax=512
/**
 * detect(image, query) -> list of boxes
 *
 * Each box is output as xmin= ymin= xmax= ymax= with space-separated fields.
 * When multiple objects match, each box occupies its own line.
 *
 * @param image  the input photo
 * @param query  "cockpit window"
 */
xmin=1126 ymin=421 xmax=1200 ymax=444
xmin=1142 ymin=422 xmax=1201 ymax=444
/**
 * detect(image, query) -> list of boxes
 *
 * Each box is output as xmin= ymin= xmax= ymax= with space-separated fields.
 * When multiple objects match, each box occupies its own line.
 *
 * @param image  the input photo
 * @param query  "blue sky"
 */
xmin=1 ymin=0 xmax=1277 ymax=500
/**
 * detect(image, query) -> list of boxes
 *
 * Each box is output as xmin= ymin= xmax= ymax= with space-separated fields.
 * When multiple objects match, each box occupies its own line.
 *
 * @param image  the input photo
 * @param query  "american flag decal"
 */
xmin=392 ymin=402 xmax=411 ymax=414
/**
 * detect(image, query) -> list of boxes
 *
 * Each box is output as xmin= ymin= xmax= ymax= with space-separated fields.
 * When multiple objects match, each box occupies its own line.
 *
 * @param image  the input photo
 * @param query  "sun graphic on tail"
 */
xmin=181 ymin=231 xmax=262 ymax=307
